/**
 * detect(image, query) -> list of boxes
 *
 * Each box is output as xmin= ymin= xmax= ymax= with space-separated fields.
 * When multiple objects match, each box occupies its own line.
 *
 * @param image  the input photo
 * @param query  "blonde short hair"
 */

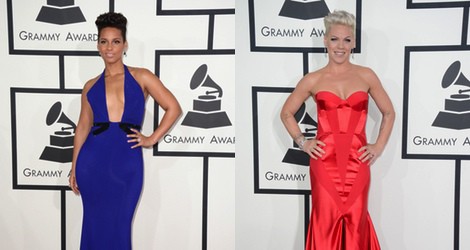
xmin=324 ymin=10 xmax=356 ymax=37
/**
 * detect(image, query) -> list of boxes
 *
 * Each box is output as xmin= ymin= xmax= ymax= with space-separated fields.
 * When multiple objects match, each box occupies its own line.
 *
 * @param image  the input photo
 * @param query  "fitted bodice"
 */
xmin=86 ymin=65 xmax=145 ymax=126
xmin=312 ymin=89 xmax=370 ymax=203
xmin=315 ymin=90 xmax=368 ymax=144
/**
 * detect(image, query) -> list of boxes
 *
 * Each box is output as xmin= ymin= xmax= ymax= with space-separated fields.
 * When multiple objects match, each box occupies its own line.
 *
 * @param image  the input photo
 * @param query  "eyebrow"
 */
xmin=330 ymin=36 xmax=352 ymax=38
xmin=99 ymin=37 xmax=123 ymax=40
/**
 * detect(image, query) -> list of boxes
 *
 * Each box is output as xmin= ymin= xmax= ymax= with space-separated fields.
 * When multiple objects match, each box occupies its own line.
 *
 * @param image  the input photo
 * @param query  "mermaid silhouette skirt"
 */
xmin=305 ymin=91 xmax=381 ymax=250
xmin=76 ymin=65 xmax=145 ymax=250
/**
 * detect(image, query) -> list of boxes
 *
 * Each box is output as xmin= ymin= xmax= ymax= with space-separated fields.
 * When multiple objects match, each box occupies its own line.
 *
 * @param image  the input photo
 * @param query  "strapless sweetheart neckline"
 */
xmin=315 ymin=90 xmax=368 ymax=101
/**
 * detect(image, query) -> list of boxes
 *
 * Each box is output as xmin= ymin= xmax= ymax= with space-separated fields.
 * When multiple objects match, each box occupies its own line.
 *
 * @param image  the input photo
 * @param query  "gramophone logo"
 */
xmin=181 ymin=64 xmax=232 ymax=129
xmin=432 ymin=60 xmax=470 ymax=130
xmin=39 ymin=101 xmax=76 ymax=163
xmin=282 ymin=103 xmax=317 ymax=166
xmin=279 ymin=0 xmax=330 ymax=20
xmin=36 ymin=0 xmax=86 ymax=25
xmin=249 ymin=0 xmax=359 ymax=52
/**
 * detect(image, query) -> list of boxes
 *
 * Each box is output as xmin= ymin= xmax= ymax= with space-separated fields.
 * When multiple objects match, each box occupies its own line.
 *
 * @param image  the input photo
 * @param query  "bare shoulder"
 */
xmin=356 ymin=65 xmax=378 ymax=79
xmin=298 ymin=69 xmax=323 ymax=88
xmin=298 ymin=68 xmax=328 ymax=95
xmin=354 ymin=64 xmax=381 ymax=87
xmin=127 ymin=66 xmax=161 ymax=85
xmin=82 ymin=75 xmax=100 ymax=94
xmin=355 ymin=64 xmax=377 ymax=77
xmin=128 ymin=66 xmax=155 ymax=78
xmin=304 ymin=70 xmax=322 ymax=81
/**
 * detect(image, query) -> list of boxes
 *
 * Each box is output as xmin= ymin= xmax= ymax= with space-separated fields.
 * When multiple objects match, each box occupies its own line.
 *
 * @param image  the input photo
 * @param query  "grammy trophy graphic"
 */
xmin=181 ymin=64 xmax=232 ymax=129
xmin=279 ymin=0 xmax=330 ymax=20
xmin=40 ymin=101 xmax=76 ymax=163
xmin=433 ymin=60 xmax=470 ymax=130
xmin=36 ymin=0 xmax=86 ymax=25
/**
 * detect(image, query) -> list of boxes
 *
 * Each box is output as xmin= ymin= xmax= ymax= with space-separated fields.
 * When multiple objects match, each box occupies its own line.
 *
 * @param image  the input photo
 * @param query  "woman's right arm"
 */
xmin=280 ymin=74 xmax=325 ymax=159
xmin=69 ymin=80 xmax=94 ymax=195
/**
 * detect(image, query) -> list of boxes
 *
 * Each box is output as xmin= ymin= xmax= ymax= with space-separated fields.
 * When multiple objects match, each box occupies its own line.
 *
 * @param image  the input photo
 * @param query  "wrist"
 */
xmin=295 ymin=134 xmax=306 ymax=150
xmin=150 ymin=135 xmax=159 ymax=145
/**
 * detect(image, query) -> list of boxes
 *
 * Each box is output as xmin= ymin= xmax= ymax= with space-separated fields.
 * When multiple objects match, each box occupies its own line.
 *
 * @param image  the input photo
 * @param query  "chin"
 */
xmin=331 ymin=58 xmax=349 ymax=64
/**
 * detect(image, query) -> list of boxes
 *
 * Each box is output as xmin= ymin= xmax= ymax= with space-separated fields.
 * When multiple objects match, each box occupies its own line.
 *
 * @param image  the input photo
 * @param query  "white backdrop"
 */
xmin=0 ymin=0 xmax=234 ymax=250
xmin=236 ymin=0 xmax=470 ymax=250
xmin=2 ymin=0 xmax=470 ymax=250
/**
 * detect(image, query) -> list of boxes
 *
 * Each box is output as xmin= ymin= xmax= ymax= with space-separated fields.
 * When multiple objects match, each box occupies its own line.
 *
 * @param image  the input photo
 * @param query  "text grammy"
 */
xmin=23 ymin=168 xmax=64 ymax=178
xmin=18 ymin=30 xmax=97 ymax=42
xmin=163 ymin=134 xmax=235 ymax=145
xmin=260 ymin=26 xmax=326 ymax=38
xmin=265 ymin=171 xmax=307 ymax=182
xmin=412 ymin=136 xmax=470 ymax=146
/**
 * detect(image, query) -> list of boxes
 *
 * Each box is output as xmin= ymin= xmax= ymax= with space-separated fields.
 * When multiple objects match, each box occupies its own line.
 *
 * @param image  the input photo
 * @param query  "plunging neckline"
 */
xmin=104 ymin=66 xmax=126 ymax=123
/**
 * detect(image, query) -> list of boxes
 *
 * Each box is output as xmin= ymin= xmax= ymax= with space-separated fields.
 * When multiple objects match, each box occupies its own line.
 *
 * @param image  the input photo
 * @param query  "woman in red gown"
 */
xmin=281 ymin=10 xmax=395 ymax=250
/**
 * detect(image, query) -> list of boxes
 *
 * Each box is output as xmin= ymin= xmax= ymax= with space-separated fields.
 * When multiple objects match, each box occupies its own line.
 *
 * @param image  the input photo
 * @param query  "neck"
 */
xmin=325 ymin=60 xmax=353 ymax=74
xmin=104 ymin=61 xmax=125 ymax=77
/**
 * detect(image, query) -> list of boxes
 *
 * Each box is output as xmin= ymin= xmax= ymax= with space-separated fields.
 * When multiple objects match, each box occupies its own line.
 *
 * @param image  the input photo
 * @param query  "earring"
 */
xmin=324 ymin=48 xmax=327 ymax=58
xmin=124 ymin=51 xmax=127 ymax=57
xmin=351 ymin=49 xmax=354 ymax=59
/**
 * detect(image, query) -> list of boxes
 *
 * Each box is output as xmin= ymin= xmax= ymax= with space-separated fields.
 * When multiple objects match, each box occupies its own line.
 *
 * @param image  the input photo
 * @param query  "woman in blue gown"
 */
xmin=68 ymin=12 xmax=181 ymax=250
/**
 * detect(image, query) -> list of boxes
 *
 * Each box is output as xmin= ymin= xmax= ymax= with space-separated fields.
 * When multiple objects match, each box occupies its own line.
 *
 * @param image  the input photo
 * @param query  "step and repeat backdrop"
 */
xmin=1 ymin=0 xmax=234 ymax=249
xmin=2 ymin=0 xmax=470 ymax=250
xmin=237 ymin=0 xmax=470 ymax=250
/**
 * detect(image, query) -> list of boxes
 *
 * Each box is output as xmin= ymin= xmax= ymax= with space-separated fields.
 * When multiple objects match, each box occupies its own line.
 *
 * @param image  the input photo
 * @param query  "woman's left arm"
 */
xmin=130 ymin=68 xmax=182 ymax=148
xmin=359 ymin=68 xmax=395 ymax=162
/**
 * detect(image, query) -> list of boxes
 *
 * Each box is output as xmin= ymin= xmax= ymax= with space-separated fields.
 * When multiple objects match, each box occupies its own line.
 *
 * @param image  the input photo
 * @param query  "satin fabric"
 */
xmin=306 ymin=91 xmax=380 ymax=250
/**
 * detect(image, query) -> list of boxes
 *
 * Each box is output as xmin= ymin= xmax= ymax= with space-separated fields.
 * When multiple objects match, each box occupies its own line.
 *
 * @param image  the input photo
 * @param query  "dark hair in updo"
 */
xmin=95 ymin=12 xmax=127 ymax=41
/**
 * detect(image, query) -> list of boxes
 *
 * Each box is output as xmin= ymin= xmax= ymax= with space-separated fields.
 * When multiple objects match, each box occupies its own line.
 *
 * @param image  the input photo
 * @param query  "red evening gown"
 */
xmin=306 ymin=91 xmax=381 ymax=250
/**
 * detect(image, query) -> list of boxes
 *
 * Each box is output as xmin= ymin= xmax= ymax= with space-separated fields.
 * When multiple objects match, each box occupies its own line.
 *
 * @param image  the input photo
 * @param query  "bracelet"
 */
xmin=295 ymin=134 xmax=306 ymax=150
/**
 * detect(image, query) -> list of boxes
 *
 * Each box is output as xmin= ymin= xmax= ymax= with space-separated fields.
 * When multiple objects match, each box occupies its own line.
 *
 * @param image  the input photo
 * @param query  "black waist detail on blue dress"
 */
xmin=92 ymin=122 xmax=141 ymax=135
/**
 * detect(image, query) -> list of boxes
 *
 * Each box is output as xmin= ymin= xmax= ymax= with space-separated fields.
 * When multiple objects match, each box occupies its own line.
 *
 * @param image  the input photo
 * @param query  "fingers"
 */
xmin=127 ymin=129 xmax=154 ymax=148
xmin=306 ymin=151 xmax=317 ymax=159
xmin=128 ymin=128 xmax=143 ymax=148
xmin=303 ymin=139 xmax=325 ymax=159
xmin=127 ymin=128 xmax=141 ymax=141
xmin=71 ymin=185 xmax=80 ymax=195
xmin=315 ymin=140 xmax=326 ymax=147
xmin=303 ymin=141 xmax=379 ymax=163
xmin=358 ymin=145 xmax=377 ymax=163
xmin=359 ymin=153 xmax=374 ymax=163
xmin=68 ymin=176 xmax=80 ymax=195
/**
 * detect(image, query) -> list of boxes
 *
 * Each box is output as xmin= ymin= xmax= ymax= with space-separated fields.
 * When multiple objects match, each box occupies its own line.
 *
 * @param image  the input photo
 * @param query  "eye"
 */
xmin=113 ymin=40 xmax=121 ymax=44
xmin=345 ymin=38 xmax=352 ymax=42
xmin=330 ymin=37 xmax=338 ymax=41
xmin=99 ymin=40 xmax=107 ymax=44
